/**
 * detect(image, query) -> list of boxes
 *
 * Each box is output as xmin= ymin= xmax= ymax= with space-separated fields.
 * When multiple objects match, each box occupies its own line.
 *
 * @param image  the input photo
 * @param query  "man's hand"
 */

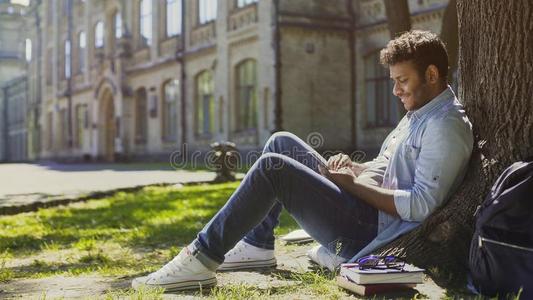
xmin=327 ymin=153 xmax=352 ymax=171
xmin=324 ymin=167 xmax=357 ymax=189
xmin=326 ymin=166 xmax=399 ymax=217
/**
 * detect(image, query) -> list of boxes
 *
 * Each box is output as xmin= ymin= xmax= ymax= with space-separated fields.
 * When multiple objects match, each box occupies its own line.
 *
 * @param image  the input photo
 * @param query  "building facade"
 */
xmin=1 ymin=0 xmax=454 ymax=162
xmin=1 ymin=76 xmax=28 ymax=161
xmin=0 ymin=0 xmax=32 ymax=161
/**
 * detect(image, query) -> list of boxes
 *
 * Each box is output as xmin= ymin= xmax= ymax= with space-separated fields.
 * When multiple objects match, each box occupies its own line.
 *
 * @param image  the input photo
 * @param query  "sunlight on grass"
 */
xmin=207 ymin=269 xmax=344 ymax=299
xmin=0 ymin=182 xmax=300 ymax=282
xmin=103 ymin=285 xmax=165 ymax=300
xmin=210 ymin=284 xmax=263 ymax=300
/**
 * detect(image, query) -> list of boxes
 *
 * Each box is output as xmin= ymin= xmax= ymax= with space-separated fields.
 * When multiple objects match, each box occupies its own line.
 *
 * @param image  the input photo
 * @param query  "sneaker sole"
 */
xmin=217 ymin=258 xmax=277 ymax=271
xmin=149 ymin=277 xmax=217 ymax=292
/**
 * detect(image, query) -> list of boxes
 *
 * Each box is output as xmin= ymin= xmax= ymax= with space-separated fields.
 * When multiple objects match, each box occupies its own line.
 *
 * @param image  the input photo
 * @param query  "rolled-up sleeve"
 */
xmin=393 ymin=116 xmax=473 ymax=222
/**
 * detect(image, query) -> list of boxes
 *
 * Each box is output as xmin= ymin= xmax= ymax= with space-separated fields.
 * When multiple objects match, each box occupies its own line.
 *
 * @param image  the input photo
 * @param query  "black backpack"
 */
xmin=469 ymin=160 xmax=533 ymax=298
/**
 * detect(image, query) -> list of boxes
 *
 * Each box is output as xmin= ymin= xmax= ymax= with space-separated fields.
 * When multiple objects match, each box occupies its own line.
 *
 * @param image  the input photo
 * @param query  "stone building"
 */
xmin=1 ymin=76 xmax=28 ymax=161
xmin=0 ymin=0 xmax=33 ymax=161
xmin=2 ymin=0 xmax=454 ymax=162
xmin=0 ymin=1 xmax=29 ymax=84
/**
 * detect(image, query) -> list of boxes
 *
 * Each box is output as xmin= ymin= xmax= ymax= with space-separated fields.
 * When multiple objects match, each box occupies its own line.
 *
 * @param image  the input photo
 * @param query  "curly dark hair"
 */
xmin=380 ymin=30 xmax=449 ymax=83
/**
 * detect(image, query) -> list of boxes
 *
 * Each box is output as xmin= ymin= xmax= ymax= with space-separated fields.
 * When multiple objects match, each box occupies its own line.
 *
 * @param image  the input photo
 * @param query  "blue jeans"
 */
xmin=193 ymin=132 xmax=378 ymax=270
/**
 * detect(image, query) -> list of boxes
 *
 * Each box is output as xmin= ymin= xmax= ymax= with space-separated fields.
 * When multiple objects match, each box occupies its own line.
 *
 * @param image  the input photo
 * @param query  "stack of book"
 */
xmin=336 ymin=262 xmax=425 ymax=296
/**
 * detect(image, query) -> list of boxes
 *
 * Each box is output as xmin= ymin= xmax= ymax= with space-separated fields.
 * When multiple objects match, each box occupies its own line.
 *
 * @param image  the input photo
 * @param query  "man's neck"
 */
xmin=428 ymin=85 xmax=448 ymax=101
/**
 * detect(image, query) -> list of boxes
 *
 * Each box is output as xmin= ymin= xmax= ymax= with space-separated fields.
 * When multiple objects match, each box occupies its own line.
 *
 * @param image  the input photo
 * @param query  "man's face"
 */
xmin=389 ymin=60 xmax=434 ymax=111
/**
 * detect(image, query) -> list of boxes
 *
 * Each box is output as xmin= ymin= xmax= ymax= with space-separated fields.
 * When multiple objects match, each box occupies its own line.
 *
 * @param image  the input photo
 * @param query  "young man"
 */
xmin=132 ymin=30 xmax=473 ymax=292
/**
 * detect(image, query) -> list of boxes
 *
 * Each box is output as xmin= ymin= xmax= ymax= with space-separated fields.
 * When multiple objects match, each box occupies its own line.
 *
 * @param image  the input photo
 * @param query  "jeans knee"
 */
xmin=257 ymin=153 xmax=289 ymax=174
xmin=266 ymin=131 xmax=298 ymax=151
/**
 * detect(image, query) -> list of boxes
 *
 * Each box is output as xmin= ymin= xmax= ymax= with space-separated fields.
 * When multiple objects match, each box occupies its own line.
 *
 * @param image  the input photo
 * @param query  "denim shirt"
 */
xmin=349 ymin=86 xmax=473 ymax=262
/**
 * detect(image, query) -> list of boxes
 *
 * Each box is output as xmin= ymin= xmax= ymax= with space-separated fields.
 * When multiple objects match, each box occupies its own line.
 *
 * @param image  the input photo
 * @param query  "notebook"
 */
xmin=280 ymin=229 xmax=314 ymax=243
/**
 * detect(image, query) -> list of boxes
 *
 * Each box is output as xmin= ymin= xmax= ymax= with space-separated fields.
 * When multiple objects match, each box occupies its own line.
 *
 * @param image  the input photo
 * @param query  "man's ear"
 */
xmin=425 ymin=65 xmax=440 ymax=84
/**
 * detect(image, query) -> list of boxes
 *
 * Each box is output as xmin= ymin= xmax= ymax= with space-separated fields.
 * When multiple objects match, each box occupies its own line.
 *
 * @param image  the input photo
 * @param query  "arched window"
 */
xmin=78 ymin=31 xmax=86 ymax=73
xmin=140 ymin=0 xmax=152 ymax=46
xmin=235 ymin=59 xmax=257 ymax=131
xmin=64 ymin=39 xmax=71 ymax=78
xmin=166 ymin=0 xmax=182 ymax=37
xmin=163 ymin=79 xmax=179 ymax=141
xmin=135 ymin=88 xmax=148 ymax=144
xmin=198 ymin=0 xmax=217 ymax=24
xmin=25 ymin=39 xmax=31 ymax=62
xmin=95 ymin=21 xmax=104 ymax=48
xmin=364 ymin=51 xmax=400 ymax=127
xmin=75 ymin=104 xmax=87 ymax=148
xmin=196 ymin=71 xmax=215 ymax=135
xmin=114 ymin=11 xmax=122 ymax=39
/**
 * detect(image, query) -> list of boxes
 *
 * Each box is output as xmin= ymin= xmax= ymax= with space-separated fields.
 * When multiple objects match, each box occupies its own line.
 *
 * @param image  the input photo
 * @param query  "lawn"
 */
xmin=0 ymin=182 xmax=351 ymax=299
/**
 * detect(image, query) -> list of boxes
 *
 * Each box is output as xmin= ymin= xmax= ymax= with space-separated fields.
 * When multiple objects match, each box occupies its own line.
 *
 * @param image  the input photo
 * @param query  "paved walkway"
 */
xmin=0 ymin=162 xmax=218 ymax=214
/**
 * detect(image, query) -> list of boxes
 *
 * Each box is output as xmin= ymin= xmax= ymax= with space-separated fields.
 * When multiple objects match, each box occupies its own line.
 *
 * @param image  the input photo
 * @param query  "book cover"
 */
xmin=339 ymin=263 xmax=425 ymax=285
xmin=336 ymin=276 xmax=417 ymax=296
xmin=280 ymin=229 xmax=314 ymax=243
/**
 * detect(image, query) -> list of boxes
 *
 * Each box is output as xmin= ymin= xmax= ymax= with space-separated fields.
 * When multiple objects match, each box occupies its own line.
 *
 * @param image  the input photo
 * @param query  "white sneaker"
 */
xmin=218 ymin=240 xmax=276 ymax=271
xmin=132 ymin=245 xmax=217 ymax=292
xmin=307 ymin=245 xmax=347 ymax=272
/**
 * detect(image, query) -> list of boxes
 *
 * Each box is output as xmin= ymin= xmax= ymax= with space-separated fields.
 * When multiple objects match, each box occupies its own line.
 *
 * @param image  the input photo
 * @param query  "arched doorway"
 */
xmin=99 ymin=89 xmax=115 ymax=162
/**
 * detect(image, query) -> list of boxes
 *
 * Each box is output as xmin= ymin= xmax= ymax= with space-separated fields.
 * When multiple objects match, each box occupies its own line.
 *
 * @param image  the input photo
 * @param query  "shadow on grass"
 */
xmin=0 ymin=181 xmax=300 ymax=281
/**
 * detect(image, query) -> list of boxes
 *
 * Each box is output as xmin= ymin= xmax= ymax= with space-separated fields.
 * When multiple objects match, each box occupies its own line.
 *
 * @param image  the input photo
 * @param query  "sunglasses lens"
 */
xmin=356 ymin=255 xmax=405 ymax=270
xmin=357 ymin=256 xmax=380 ymax=269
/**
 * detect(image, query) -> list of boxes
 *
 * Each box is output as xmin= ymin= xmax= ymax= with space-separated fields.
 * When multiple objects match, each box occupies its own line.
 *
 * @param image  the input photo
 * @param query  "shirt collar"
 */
xmin=407 ymin=86 xmax=455 ymax=121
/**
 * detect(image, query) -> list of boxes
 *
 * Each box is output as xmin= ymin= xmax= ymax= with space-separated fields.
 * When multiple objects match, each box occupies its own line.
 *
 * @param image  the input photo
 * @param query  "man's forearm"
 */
xmin=346 ymin=179 xmax=399 ymax=217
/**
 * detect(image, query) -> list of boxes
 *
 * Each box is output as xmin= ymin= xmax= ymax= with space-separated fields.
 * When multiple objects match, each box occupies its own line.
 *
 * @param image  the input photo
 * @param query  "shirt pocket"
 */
xmin=403 ymin=144 xmax=420 ymax=161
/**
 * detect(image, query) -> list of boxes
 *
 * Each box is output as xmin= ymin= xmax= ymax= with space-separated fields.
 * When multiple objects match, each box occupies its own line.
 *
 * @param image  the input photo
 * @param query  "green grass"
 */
xmin=0 ymin=182 xmax=297 ymax=280
xmin=2 ymin=181 xmax=460 ymax=299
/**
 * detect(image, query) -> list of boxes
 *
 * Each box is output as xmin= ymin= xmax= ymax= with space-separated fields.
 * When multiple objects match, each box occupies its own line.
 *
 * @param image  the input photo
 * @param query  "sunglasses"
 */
xmin=355 ymin=255 xmax=406 ymax=270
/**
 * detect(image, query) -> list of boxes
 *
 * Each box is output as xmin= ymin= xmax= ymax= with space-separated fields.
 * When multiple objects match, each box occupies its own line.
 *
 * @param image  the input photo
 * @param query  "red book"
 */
xmin=336 ymin=275 xmax=417 ymax=296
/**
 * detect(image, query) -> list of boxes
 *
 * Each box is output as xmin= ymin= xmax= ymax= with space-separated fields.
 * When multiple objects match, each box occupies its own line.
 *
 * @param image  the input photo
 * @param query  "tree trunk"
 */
xmin=439 ymin=0 xmax=458 ymax=82
xmin=383 ymin=0 xmax=411 ymax=38
xmin=377 ymin=0 xmax=533 ymax=288
xmin=383 ymin=0 xmax=411 ymax=115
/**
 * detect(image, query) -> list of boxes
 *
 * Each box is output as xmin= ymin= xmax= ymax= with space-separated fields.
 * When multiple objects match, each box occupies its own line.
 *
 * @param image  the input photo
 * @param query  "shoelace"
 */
xmin=227 ymin=242 xmax=246 ymax=257
xmin=151 ymin=252 xmax=192 ymax=278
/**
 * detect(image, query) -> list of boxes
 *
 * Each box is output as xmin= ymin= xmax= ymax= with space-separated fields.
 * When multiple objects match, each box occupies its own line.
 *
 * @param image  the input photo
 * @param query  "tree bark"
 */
xmin=377 ymin=0 xmax=533 ymax=288
xmin=383 ymin=0 xmax=411 ymax=38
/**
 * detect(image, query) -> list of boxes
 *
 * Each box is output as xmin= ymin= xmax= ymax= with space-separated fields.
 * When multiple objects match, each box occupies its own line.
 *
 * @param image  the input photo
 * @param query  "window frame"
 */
xmin=114 ymin=11 xmax=122 ymax=39
xmin=363 ymin=51 xmax=400 ymax=128
xmin=94 ymin=21 xmax=104 ymax=48
xmin=78 ymin=31 xmax=86 ymax=73
xmin=25 ymin=38 xmax=32 ymax=62
xmin=139 ymin=0 xmax=153 ymax=46
xmin=74 ymin=104 xmax=87 ymax=149
xmin=236 ymin=0 xmax=258 ymax=9
xmin=198 ymin=0 xmax=217 ymax=25
xmin=195 ymin=71 xmax=215 ymax=136
xmin=235 ymin=59 xmax=258 ymax=132
xmin=134 ymin=88 xmax=148 ymax=145
xmin=64 ymin=39 xmax=71 ymax=79
xmin=162 ymin=79 xmax=179 ymax=141
xmin=166 ymin=0 xmax=182 ymax=37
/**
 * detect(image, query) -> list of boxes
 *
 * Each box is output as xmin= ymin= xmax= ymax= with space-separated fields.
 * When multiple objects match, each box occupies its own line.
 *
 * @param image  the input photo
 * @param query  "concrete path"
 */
xmin=0 ymin=162 xmax=218 ymax=214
